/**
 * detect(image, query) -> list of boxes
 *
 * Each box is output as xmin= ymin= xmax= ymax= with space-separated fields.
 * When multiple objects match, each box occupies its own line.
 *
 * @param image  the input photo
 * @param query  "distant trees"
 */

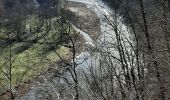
xmin=33 ymin=0 xmax=170 ymax=99
xmin=27 ymin=0 xmax=170 ymax=99
xmin=114 ymin=0 xmax=170 ymax=99
xmin=0 ymin=0 xmax=169 ymax=99
xmin=92 ymin=0 xmax=170 ymax=99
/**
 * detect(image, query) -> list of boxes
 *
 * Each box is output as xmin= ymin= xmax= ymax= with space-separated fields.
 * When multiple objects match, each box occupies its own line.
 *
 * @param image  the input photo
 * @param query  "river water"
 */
xmin=68 ymin=0 xmax=132 ymax=75
xmin=21 ymin=0 xmax=133 ymax=99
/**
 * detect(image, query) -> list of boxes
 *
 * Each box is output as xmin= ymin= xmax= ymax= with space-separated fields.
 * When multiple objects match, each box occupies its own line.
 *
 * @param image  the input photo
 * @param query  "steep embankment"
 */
xmin=0 ymin=0 xmax=102 ymax=100
xmin=66 ymin=1 xmax=101 ymax=40
xmin=21 ymin=0 xmax=132 ymax=99
xmin=20 ymin=1 xmax=102 ymax=100
xmin=0 ymin=15 xmax=71 ymax=99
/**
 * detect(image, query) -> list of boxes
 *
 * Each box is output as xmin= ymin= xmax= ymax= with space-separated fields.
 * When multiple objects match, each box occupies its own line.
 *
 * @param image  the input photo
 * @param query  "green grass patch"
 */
xmin=0 ymin=15 xmax=71 ymax=92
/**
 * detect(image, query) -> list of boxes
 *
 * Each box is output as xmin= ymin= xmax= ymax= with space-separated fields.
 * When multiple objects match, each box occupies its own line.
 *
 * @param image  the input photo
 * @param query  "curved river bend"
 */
xmin=21 ymin=0 xmax=133 ymax=99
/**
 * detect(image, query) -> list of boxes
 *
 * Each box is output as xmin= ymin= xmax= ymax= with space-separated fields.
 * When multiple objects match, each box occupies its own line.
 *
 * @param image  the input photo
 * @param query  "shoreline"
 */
xmin=65 ymin=1 xmax=102 ymax=40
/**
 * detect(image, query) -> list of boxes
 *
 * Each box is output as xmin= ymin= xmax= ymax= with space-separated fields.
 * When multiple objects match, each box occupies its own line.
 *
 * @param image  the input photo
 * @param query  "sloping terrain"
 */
xmin=0 ymin=15 xmax=71 ymax=95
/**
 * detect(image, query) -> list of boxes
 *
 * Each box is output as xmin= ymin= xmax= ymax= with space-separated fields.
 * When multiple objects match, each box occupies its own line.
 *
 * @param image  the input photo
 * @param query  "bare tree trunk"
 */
xmin=139 ymin=0 xmax=151 ymax=50
xmin=168 ymin=0 xmax=170 ymax=11
xmin=71 ymin=38 xmax=79 ymax=100
xmin=161 ymin=0 xmax=170 ymax=52
xmin=139 ymin=0 xmax=166 ymax=99
xmin=8 ymin=33 xmax=15 ymax=100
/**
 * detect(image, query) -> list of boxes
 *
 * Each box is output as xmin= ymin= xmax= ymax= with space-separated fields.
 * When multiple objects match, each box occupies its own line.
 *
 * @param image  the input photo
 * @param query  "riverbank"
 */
xmin=0 ymin=1 xmax=102 ymax=99
xmin=21 ymin=1 xmax=101 ymax=99
xmin=66 ymin=1 xmax=101 ymax=40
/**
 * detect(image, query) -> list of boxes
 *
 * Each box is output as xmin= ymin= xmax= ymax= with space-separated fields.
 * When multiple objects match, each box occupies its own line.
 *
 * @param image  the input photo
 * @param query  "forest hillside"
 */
xmin=0 ymin=0 xmax=170 ymax=100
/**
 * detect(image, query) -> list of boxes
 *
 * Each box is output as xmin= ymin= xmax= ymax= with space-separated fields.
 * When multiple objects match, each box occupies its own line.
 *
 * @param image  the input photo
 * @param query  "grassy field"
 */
xmin=0 ymin=15 xmax=71 ymax=93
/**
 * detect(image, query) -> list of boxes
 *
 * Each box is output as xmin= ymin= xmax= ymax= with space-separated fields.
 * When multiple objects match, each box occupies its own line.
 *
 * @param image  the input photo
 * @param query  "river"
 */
xmin=21 ymin=0 xmax=132 ymax=99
